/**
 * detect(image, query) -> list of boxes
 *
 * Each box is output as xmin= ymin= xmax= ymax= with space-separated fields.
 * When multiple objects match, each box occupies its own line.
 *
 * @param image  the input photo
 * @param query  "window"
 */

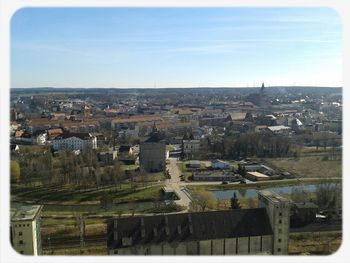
xmin=19 ymin=232 xmax=23 ymax=236
xmin=279 ymin=219 xmax=282 ymax=224
xmin=20 ymin=251 xmax=24 ymax=254
xmin=279 ymin=212 xmax=282 ymax=216
xmin=278 ymin=238 xmax=282 ymax=243
xmin=19 ymin=240 xmax=23 ymax=245
xmin=278 ymin=248 xmax=281 ymax=252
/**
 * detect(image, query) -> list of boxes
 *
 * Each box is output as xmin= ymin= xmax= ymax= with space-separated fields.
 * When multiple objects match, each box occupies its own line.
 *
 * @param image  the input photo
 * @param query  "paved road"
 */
xmin=165 ymin=158 xmax=192 ymax=210
xmin=166 ymin=157 xmax=181 ymax=184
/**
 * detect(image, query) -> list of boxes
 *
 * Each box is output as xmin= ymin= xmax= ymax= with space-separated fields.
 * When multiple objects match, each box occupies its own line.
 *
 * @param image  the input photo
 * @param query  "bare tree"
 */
xmin=189 ymin=189 xmax=216 ymax=212
xmin=291 ymin=187 xmax=310 ymax=203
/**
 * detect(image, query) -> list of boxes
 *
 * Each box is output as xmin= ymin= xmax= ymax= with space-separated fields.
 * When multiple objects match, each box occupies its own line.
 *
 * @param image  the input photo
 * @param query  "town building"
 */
xmin=182 ymin=139 xmax=201 ymax=159
xmin=246 ymin=171 xmax=270 ymax=181
xmin=52 ymin=132 xmax=97 ymax=151
xmin=106 ymin=191 xmax=290 ymax=255
xmin=211 ymin=159 xmax=230 ymax=170
xmin=118 ymin=145 xmax=133 ymax=158
xmin=11 ymin=205 xmax=43 ymax=255
xmin=98 ymin=150 xmax=118 ymax=165
xmin=246 ymin=83 xmax=269 ymax=107
xmin=186 ymin=160 xmax=201 ymax=169
xmin=243 ymin=164 xmax=274 ymax=175
xmin=290 ymin=202 xmax=319 ymax=227
xmin=139 ymin=125 xmax=166 ymax=173
xmin=267 ymin=125 xmax=292 ymax=135
xmin=193 ymin=171 xmax=241 ymax=182
xmin=111 ymin=115 xmax=162 ymax=131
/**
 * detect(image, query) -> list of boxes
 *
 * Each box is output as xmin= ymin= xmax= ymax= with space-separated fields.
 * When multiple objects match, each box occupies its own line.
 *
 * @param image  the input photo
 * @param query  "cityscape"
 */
xmin=8 ymin=7 xmax=342 ymax=257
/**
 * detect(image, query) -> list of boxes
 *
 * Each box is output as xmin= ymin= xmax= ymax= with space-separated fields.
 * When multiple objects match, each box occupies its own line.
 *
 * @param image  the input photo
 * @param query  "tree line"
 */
xmin=11 ymin=148 xmax=124 ymax=190
xmin=203 ymin=132 xmax=294 ymax=159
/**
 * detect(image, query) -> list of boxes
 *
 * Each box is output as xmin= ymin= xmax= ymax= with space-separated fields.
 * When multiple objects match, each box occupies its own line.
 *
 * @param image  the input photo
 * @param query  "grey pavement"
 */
xmin=166 ymin=158 xmax=192 ymax=211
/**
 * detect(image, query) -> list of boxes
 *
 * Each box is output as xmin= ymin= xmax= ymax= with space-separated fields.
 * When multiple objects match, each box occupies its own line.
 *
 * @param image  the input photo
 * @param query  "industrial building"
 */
xmin=107 ymin=191 xmax=291 ymax=255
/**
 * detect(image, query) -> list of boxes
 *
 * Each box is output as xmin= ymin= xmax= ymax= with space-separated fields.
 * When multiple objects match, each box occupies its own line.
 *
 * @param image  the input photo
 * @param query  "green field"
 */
xmin=264 ymin=155 xmax=341 ymax=178
xmin=11 ymin=183 xmax=163 ymax=204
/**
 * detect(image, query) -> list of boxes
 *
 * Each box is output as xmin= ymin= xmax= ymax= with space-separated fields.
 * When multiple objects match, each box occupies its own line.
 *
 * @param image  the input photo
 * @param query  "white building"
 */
xmin=53 ymin=132 xmax=97 ymax=151
xmin=11 ymin=205 xmax=43 ymax=255
xmin=35 ymin=132 xmax=47 ymax=145
xmin=267 ymin=125 xmax=291 ymax=135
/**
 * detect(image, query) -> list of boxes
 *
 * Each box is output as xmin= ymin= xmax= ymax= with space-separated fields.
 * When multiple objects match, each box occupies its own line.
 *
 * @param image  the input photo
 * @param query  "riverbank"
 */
xmin=186 ymin=177 xmax=341 ymax=192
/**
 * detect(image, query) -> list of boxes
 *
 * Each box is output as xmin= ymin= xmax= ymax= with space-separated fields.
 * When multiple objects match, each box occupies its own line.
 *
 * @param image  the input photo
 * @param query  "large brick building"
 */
xmin=107 ymin=191 xmax=291 ymax=255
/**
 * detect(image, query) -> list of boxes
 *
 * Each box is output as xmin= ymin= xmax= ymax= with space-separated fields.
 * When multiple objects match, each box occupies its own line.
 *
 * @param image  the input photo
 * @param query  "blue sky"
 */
xmin=11 ymin=8 xmax=342 ymax=88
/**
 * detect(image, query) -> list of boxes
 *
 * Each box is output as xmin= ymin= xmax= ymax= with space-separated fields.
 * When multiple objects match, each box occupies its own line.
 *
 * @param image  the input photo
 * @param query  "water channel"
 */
xmin=212 ymin=183 xmax=338 ymax=200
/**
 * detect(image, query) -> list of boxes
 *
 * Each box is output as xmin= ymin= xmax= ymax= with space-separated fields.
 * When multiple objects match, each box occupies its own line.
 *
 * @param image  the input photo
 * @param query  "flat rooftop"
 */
xmin=247 ymin=171 xmax=269 ymax=178
xmin=258 ymin=190 xmax=290 ymax=204
xmin=11 ymin=205 xmax=43 ymax=222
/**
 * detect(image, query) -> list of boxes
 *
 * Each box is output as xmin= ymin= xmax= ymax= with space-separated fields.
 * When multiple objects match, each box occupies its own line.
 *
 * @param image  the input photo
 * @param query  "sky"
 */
xmin=10 ymin=7 xmax=342 ymax=88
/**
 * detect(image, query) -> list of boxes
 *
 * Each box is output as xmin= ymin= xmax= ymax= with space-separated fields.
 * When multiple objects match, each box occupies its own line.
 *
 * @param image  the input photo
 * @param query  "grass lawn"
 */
xmin=11 ymin=183 xmax=163 ymax=204
xmin=134 ymin=172 xmax=165 ymax=183
xmin=289 ymin=232 xmax=341 ymax=255
xmin=264 ymin=155 xmax=342 ymax=178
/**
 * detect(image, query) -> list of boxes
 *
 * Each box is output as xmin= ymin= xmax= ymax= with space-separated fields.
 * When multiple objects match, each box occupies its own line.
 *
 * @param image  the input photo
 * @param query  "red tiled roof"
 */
xmin=112 ymin=115 xmax=162 ymax=124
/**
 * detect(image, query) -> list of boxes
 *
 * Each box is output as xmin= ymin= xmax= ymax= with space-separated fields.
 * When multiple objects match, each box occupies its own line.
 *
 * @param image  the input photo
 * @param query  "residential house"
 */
xmin=98 ymin=151 xmax=118 ymax=165
xmin=182 ymin=139 xmax=201 ymax=159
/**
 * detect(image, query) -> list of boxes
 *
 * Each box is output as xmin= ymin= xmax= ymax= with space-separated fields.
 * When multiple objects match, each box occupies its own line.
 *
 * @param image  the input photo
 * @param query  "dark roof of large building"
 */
xmin=54 ymin=132 xmax=93 ymax=140
xmin=143 ymin=135 xmax=165 ymax=143
xmin=107 ymin=208 xmax=273 ymax=249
